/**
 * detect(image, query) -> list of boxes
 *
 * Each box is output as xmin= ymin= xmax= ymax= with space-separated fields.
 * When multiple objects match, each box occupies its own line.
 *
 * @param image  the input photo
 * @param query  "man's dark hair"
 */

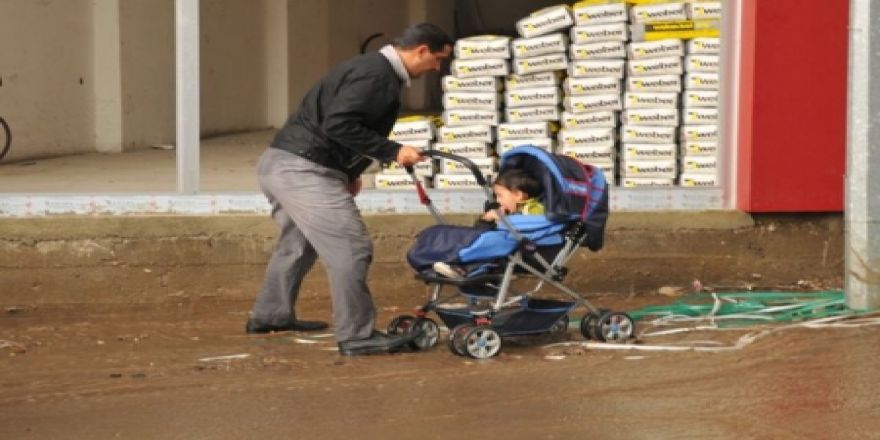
xmin=393 ymin=23 xmax=453 ymax=53
xmin=494 ymin=169 xmax=542 ymax=199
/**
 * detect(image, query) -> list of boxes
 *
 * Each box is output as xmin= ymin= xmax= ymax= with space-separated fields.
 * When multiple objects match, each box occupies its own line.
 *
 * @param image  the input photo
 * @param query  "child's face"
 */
xmin=493 ymin=184 xmax=527 ymax=213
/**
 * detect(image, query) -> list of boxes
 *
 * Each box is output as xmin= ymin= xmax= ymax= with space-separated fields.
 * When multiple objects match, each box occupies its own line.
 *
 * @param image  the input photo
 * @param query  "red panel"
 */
xmin=737 ymin=0 xmax=848 ymax=212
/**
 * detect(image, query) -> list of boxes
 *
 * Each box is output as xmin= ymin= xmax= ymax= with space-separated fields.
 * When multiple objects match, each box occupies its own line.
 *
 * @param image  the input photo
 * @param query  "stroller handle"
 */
xmin=405 ymin=150 xmax=489 ymax=187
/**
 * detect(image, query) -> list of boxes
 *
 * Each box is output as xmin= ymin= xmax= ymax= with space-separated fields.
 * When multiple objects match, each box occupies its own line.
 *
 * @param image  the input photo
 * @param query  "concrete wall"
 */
xmin=0 ymin=213 xmax=844 ymax=305
xmin=0 ymin=0 xmax=96 ymax=161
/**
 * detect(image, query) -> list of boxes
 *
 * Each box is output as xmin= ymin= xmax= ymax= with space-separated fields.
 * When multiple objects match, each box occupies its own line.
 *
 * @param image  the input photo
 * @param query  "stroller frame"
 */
xmin=389 ymin=148 xmax=635 ymax=359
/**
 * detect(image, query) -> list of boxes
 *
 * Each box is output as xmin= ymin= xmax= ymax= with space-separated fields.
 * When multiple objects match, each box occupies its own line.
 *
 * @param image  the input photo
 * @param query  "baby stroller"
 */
xmin=388 ymin=146 xmax=635 ymax=358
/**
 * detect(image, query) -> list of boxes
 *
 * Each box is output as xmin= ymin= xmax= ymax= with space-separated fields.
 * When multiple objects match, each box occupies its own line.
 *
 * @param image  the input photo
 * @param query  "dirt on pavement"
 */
xmin=1 ymin=292 xmax=878 ymax=440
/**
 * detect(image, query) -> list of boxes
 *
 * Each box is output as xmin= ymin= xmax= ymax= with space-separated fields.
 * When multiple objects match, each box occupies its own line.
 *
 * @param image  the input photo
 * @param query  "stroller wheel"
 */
xmin=550 ymin=314 xmax=570 ymax=334
xmin=463 ymin=325 xmax=502 ymax=359
xmin=409 ymin=318 xmax=440 ymax=350
xmin=387 ymin=315 xmax=415 ymax=335
xmin=595 ymin=312 xmax=635 ymax=342
xmin=447 ymin=324 xmax=472 ymax=356
xmin=579 ymin=309 xmax=608 ymax=340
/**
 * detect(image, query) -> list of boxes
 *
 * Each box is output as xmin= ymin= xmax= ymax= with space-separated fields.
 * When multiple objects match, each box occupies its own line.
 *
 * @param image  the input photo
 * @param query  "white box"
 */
xmin=559 ymin=146 xmax=615 ymax=163
xmin=497 ymin=122 xmax=552 ymax=140
xmin=680 ymin=156 xmax=718 ymax=174
xmin=443 ymin=92 xmax=501 ymax=110
xmin=679 ymin=173 xmax=718 ymax=187
xmin=621 ymin=159 xmax=678 ymax=179
xmin=382 ymin=160 xmax=435 ymax=176
xmin=627 ymin=74 xmax=681 ymax=93
xmin=682 ymin=107 xmax=719 ymax=125
xmin=454 ymin=35 xmax=511 ymax=60
xmin=624 ymin=92 xmax=679 ymax=109
xmin=684 ymin=72 xmax=720 ymax=90
xmin=451 ymin=58 xmax=509 ymax=78
xmin=680 ymin=140 xmax=718 ymax=157
xmin=570 ymin=22 xmax=629 ymax=44
xmin=688 ymin=2 xmax=722 ymax=20
xmin=631 ymin=2 xmax=688 ymax=24
xmin=683 ymin=90 xmax=719 ymax=107
xmin=389 ymin=120 xmax=434 ymax=141
xmin=628 ymin=56 xmax=683 ymax=76
xmin=680 ymin=124 xmax=719 ymax=142
xmin=512 ymin=53 xmax=569 ymax=75
xmin=622 ymin=177 xmax=675 ymax=187
xmin=511 ymin=33 xmax=568 ymax=58
xmin=441 ymin=157 xmax=497 ymax=176
xmin=375 ymin=173 xmax=430 ymax=190
xmin=505 ymin=87 xmax=562 ymax=108
xmin=564 ymin=94 xmax=622 ymax=113
xmin=568 ymin=59 xmax=626 ymax=78
xmin=622 ymin=143 xmax=677 ymax=161
xmin=434 ymin=173 xmax=483 ymax=189
xmin=516 ymin=5 xmax=575 ymax=38
xmin=561 ymin=110 xmax=618 ymax=129
xmin=442 ymin=109 xmax=500 ymax=127
xmin=564 ymin=76 xmax=621 ymax=96
xmin=623 ymin=108 xmax=679 ymax=127
xmin=497 ymin=138 xmax=556 ymax=155
xmin=437 ymin=125 xmax=494 ymax=143
xmin=558 ymin=127 xmax=616 ymax=148
xmin=433 ymin=141 xmax=492 ymax=158
xmin=505 ymin=71 xmax=560 ymax=90
xmin=628 ymin=39 xmax=685 ymax=60
xmin=686 ymin=55 xmax=720 ymax=73
xmin=621 ymin=125 xmax=677 ymax=144
xmin=687 ymin=37 xmax=721 ymax=54
xmin=570 ymin=41 xmax=626 ymax=60
xmin=573 ymin=2 xmax=628 ymax=25
xmin=505 ymin=106 xmax=560 ymax=122
xmin=442 ymin=76 xmax=502 ymax=92
xmin=393 ymin=139 xmax=431 ymax=149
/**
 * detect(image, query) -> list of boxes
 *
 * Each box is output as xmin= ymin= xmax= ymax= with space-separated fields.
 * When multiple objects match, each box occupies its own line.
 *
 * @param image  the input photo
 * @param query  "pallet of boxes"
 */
xmin=375 ymin=117 xmax=436 ymax=190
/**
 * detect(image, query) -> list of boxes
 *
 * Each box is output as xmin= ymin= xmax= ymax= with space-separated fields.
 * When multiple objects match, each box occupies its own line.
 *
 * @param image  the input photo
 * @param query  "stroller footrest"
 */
xmin=415 ymin=272 xmax=503 ymax=286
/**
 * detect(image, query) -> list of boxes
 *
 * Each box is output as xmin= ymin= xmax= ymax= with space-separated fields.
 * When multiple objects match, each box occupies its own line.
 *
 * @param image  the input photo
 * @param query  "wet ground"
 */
xmin=1 ymin=293 xmax=878 ymax=440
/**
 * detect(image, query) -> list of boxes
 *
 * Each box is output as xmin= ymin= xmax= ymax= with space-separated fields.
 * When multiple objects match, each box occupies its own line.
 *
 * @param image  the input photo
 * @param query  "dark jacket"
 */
xmin=270 ymin=52 xmax=404 ymax=180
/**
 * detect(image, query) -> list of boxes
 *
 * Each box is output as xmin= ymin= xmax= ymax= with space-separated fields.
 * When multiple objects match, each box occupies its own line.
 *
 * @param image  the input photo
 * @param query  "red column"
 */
xmin=737 ymin=0 xmax=849 ymax=212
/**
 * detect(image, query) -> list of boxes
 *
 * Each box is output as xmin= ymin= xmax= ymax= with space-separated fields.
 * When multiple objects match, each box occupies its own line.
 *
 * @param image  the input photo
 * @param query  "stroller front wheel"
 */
xmin=595 ymin=312 xmax=635 ymax=342
xmin=387 ymin=314 xmax=416 ymax=335
xmin=463 ymin=325 xmax=502 ymax=359
xmin=447 ymin=324 xmax=472 ymax=356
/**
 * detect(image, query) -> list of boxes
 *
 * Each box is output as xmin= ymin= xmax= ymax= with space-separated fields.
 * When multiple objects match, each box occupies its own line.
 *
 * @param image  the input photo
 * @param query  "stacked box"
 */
xmin=680 ymin=33 xmax=720 ymax=187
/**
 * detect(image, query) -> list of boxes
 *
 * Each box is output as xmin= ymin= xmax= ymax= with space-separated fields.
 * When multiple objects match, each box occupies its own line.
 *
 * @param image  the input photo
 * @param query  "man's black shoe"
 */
xmin=245 ymin=318 xmax=329 ymax=334
xmin=337 ymin=331 xmax=412 ymax=356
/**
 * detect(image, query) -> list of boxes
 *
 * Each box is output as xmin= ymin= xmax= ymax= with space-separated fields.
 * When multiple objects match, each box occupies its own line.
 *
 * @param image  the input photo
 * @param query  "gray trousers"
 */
xmin=252 ymin=148 xmax=376 ymax=342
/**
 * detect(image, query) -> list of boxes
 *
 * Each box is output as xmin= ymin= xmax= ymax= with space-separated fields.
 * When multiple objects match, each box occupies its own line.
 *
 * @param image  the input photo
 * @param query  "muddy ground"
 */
xmin=1 ymin=291 xmax=878 ymax=440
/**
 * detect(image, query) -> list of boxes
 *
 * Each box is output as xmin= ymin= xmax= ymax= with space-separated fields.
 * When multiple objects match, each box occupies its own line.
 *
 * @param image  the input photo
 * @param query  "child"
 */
xmin=432 ymin=168 xmax=544 ymax=279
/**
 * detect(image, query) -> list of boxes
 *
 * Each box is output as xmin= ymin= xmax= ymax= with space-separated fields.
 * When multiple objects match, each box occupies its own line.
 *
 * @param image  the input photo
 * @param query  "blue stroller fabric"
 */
xmin=406 ymin=146 xmax=609 ymax=275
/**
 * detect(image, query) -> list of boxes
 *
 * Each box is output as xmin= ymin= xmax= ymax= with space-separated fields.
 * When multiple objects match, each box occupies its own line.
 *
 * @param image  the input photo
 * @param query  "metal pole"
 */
xmin=175 ymin=0 xmax=200 ymax=194
xmin=846 ymin=0 xmax=880 ymax=310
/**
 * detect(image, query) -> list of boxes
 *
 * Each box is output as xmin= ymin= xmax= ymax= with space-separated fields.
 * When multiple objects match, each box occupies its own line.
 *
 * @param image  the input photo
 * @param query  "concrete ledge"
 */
xmin=0 ymin=212 xmax=842 ymax=305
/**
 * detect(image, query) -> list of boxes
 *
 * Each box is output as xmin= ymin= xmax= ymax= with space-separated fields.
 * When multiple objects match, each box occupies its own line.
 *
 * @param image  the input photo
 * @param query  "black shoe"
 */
xmin=337 ymin=331 xmax=412 ymax=356
xmin=245 ymin=318 xmax=329 ymax=334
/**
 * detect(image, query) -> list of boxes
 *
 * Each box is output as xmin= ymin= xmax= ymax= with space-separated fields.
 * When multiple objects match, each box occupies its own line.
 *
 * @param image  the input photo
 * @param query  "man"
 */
xmin=246 ymin=23 xmax=453 ymax=356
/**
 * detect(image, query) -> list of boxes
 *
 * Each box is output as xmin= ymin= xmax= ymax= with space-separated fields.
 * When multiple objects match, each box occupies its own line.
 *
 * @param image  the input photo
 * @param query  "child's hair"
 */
xmin=493 ymin=169 xmax=542 ymax=199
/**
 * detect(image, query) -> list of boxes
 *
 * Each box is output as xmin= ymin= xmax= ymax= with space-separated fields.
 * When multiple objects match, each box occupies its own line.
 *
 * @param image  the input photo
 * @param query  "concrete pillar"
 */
xmin=92 ymin=0 xmax=123 ymax=153
xmin=175 ymin=0 xmax=200 ymax=193
xmin=846 ymin=0 xmax=880 ymax=310
xmin=266 ymin=0 xmax=289 ymax=127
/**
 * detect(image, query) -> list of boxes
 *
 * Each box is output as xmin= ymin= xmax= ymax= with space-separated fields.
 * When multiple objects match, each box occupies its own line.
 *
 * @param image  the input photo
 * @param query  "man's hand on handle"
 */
xmin=396 ymin=145 xmax=426 ymax=167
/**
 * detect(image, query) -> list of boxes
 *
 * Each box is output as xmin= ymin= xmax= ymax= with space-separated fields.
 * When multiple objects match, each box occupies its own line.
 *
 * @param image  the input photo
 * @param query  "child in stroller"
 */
xmin=391 ymin=146 xmax=635 ymax=358
xmin=432 ymin=167 xmax=545 ymax=279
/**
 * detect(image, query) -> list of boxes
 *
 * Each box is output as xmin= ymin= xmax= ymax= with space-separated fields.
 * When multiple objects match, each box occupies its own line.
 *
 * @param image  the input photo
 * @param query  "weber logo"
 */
xmin=573 ymin=43 xmax=624 ymax=59
xmin=450 ymin=113 xmax=495 ymax=123
xmin=685 ymin=128 xmax=719 ymax=140
xmin=633 ymin=42 xmax=682 ymax=58
xmin=575 ymin=27 xmax=625 ymax=41
xmin=447 ymin=78 xmax=496 ymax=90
xmin=463 ymin=62 xmax=506 ymax=73
xmin=684 ymin=143 xmax=717 ymax=155
xmin=511 ymin=91 xmax=557 ymax=102
xmin=443 ymin=130 xmax=491 ymax=141
xmin=573 ymin=63 xmax=623 ymax=76
xmin=682 ymin=178 xmax=716 ymax=187
xmin=566 ymin=150 xmax=613 ymax=161
xmin=627 ymin=164 xmax=676 ymax=174
xmin=436 ymin=177 xmax=479 ymax=188
xmin=632 ymin=78 xmax=679 ymax=89
xmin=450 ymin=96 xmax=494 ymax=106
xmin=501 ymin=127 xmax=546 ymax=138
xmin=522 ymin=12 xmax=570 ymax=32
xmin=577 ymin=98 xmax=618 ymax=111
xmin=633 ymin=60 xmax=680 ymax=74
xmin=391 ymin=126 xmax=431 ymax=138
xmin=687 ymin=93 xmax=718 ymax=106
xmin=629 ymin=94 xmax=677 ymax=107
xmin=686 ymin=160 xmax=717 ymax=170
xmin=565 ymin=113 xmax=613 ymax=127
xmin=435 ymin=143 xmax=488 ymax=156
xmin=624 ymin=145 xmax=675 ymax=159
xmin=461 ymin=46 xmax=508 ymax=56
xmin=576 ymin=7 xmax=626 ymax=23
xmin=510 ymin=107 xmax=557 ymax=119
xmin=516 ymin=39 xmax=566 ymax=54
xmin=631 ymin=113 xmax=676 ymax=124
xmin=518 ymin=55 xmax=566 ymax=69
xmin=564 ymin=133 xmax=613 ymax=145
xmin=626 ymin=129 xmax=672 ymax=141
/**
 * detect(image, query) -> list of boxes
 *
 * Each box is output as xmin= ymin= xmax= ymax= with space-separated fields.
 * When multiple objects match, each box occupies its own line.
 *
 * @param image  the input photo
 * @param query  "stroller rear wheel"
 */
xmin=387 ymin=315 xmax=416 ymax=335
xmin=594 ymin=312 xmax=635 ymax=342
xmin=579 ymin=309 xmax=610 ymax=340
xmin=463 ymin=325 xmax=502 ymax=359
xmin=550 ymin=314 xmax=570 ymax=334
xmin=409 ymin=317 xmax=440 ymax=350
xmin=447 ymin=324 xmax=472 ymax=356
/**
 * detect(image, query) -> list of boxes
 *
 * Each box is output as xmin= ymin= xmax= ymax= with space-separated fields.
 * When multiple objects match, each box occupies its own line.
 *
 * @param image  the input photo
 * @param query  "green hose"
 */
xmin=627 ymin=290 xmax=852 ymax=327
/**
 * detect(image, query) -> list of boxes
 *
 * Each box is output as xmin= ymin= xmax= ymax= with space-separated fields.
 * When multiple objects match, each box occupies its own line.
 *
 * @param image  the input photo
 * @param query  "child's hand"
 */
xmin=482 ymin=210 xmax=499 ymax=222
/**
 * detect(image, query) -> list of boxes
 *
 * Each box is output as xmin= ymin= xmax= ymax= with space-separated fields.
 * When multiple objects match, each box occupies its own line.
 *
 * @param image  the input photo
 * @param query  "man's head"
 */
xmin=393 ymin=23 xmax=453 ymax=78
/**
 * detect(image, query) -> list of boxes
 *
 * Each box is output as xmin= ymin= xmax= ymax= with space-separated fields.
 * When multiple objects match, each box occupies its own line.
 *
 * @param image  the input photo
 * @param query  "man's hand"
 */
xmin=346 ymin=177 xmax=363 ymax=197
xmin=396 ymin=145 xmax=425 ymax=167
